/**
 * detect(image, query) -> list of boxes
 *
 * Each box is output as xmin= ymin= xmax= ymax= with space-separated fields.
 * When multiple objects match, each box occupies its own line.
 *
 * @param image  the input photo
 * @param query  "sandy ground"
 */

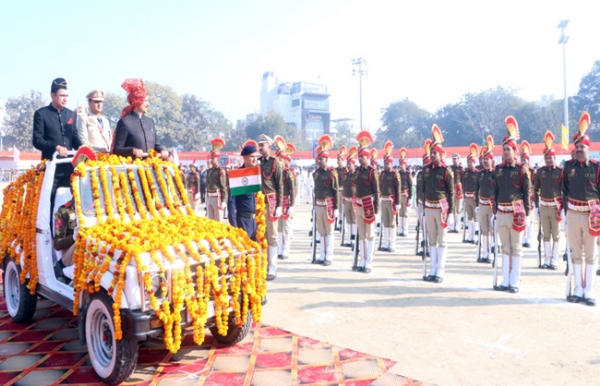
xmin=261 ymin=199 xmax=600 ymax=386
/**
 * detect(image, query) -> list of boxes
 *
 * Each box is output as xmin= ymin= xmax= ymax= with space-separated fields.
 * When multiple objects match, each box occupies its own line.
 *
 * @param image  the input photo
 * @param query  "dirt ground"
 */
xmin=263 ymin=200 xmax=600 ymax=386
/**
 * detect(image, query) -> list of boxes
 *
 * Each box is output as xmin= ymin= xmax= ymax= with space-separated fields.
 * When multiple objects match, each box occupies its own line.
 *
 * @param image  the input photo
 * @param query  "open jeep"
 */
xmin=0 ymin=149 xmax=267 ymax=385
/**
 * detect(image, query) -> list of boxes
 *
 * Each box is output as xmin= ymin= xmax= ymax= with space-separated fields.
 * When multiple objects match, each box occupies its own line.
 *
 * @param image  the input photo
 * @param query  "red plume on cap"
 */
xmin=71 ymin=145 xmax=97 ymax=167
xmin=315 ymin=146 xmax=321 ymax=159
xmin=370 ymin=148 xmax=378 ymax=160
xmin=317 ymin=134 xmax=333 ymax=158
xmin=210 ymin=137 xmax=226 ymax=158
xmin=273 ymin=135 xmax=287 ymax=155
xmin=521 ymin=140 xmax=531 ymax=160
xmin=347 ymin=145 xmax=358 ymax=164
xmin=337 ymin=145 xmax=347 ymax=160
xmin=383 ymin=140 xmax=393 ymax=163
xmin=356 ymin=130 xmax=374 ymax=149
xmin=467 ymin=143 xmax=478 ymax=161
xmin=482 ymin=135 xmax=494 ymax=159
xmin=543 ymin=131 xmax=556 ymax=156
xmin=430 ymin=124 xmax=444 ymax=153
xmin=279 ymin=142 xmax=295 ymax=161
xmin=503 ymin=115 xmax=520 ymax=151
xmin=574 ymin=111 xmax=592 ymax=146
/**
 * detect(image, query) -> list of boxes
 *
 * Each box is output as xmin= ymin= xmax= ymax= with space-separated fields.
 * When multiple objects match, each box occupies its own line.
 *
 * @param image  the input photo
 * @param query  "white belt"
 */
xmin=400 ymin=191 xmax=408 ymax=196
xmin=381 ymin=196 xmax=394 ymax=202
xmin=208 ymin=192 xmax=219 ymax=197
xmin=568 ymin=203 xmax=590 ymax=212
xmin=344 ymin=197 xmax=353 ymax=202
xmin=497 ymin=204 xmax=513 ymax=212
xmin=465 ymin=192 xmax=476 ymax=199
xmin=479 ymin=197 xmax=491 ymax=206
xmin=339 ymin=187 xmax=344 ymax=191
xmin=418 ymin=199 xmax=423 ymax=205
xmin=425 ymin=200 xmax=442 ymax=209
xmin=316 ymin=199 xmax=328 ymax=206
xmin=539 ymin=199 xmax=557 ymax=208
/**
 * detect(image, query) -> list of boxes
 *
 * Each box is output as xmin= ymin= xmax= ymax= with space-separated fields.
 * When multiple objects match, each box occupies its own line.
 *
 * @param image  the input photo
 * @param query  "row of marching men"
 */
xmin=416 ymin=112 xmax=596 ymax=306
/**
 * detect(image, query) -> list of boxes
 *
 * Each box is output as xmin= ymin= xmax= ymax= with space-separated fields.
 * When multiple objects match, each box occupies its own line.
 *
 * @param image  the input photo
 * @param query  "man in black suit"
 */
xmin=111 ymin=78 xmax=168 ymax=159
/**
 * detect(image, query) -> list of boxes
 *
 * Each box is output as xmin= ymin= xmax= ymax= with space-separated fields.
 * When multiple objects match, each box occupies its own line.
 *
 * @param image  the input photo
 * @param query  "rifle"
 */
xmin=492 ymin=215 xmax=498 ymax=289
xmin=537 ymin=213 xmax=543 ymax=268
xmin=340 ymin=207 xmax=346 ymax=247
xmin=353 ymin=232 xmax=360 ymax=270
xmin=462 ymin=202 xmax=467 ymax=242
xmin=378 ymin=214 xmax=384 ymax=251
xmin=311 ymin=196 xmax=317 ymax=264
xmin=415 ymin=212 xmax=421 ymax=255
xmin=477 ymin=223 xmax=482 ymax=262
xmin=565 ymin=234 xmax=573 ymax=299
xmin=421 ymin=211 xmax=428 ymax=279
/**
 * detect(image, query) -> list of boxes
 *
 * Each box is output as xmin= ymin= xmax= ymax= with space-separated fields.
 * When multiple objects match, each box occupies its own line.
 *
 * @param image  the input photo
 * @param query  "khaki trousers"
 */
xmin=399 ymin=193 xmax=408 ymax=218
xmin=539 ymin=206 xmax=560 ymax=242
xmin=356 ymin=206 xmax=375 ymax=241
xmin=266 ymin=202 xmax=279 ymax=247
xmin=207 ymin=195 xmax=221 ymax=222
xmin=277 ymin=215 xmax=291 ymax=234
xmin=497 ymin=212 xmax=523 ymax=256
xmin=479 ymin=205 xmax=493 ymax=236
xmin=566 ymin=211 xmax=597 ymax=265
xmin=452 ymin=196 xmax=462 ymax=215
xmin=187 ymin=191 xmax=200 ymax=213
xmin=316 ymin=205 xmax=333 ymax=236
xmin=417 ymin=201 xmax=424 ymax=224
xmin=381 ymin=201 xmax=395 ymax=228
xmin=425 ymin=208 xmax=446 ymax=248
xmin=465 ymin=198 xmax=477 ymax=221
xmin=343 ymin=200 xmax=355 ymax=225
xmin=61 ymin=243 xmax=75 ymax=266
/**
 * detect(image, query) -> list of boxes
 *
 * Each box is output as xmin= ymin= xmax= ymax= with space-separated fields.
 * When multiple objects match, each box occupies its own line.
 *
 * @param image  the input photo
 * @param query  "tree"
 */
xmin=145 ymin=81 xmax=183 ymax=148
xmin=515 ymin=101 xmax=563 ymax=142
xmin=573 ymin=60 xmax=600 ymax=119
xmin=377 ymin=98 xmax=431 ymax=148
xmin=333 ymin=121 xmax=354 ymax=149
xmin=102 ymin=92 xmax=127 ymax=127
xmin=245 ymin=112 xmax=294 ymax=145
xmin=2 ymin=91 xmax=47 ymax=150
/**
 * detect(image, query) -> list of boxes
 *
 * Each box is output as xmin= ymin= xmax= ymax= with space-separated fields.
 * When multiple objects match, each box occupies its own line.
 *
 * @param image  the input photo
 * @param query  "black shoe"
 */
xmin=277 ymin=254 xmax=283 ymax=259
xmin=378 ymin=247 xmax=387 ymax=252
xmin=597 ymin=268 xmax=600 ymax=276
xmin=308 ymin=230 xmax=313 ymax=236
xmin=548 ymin=264 xmax=558 ymax=270
xmin=424 ymin=275 xmax=435 ymax=282
xmin=362 ymin=268 xmax=371 ymax=273
xmin=523 ymin=243 xmax=531 ymax=248
xmin=567 ymin=295 xmax=582 ymax=303
xmin=280 ymin=255 xmax=289 ymax=260
xmin=432 ymin=276 xmax=443 ymax=283
xmin=482 ymin=258 xmax=492 ymax=264
xmin=509 ymin=287 xmax=519 ymax=293
xmin=350 ymin=235 xmax=356 ymax=240
xmin=357 ymin=267 xmax=365 ymax=272
xmin=266 ymin=274 xmax=277 ymax=281
xmin=417 ymin=250 xmax=424 ymax=256
xmin=54 ymin=260 xmax=70 ymax=284
xmin=342 ymin=243 xmax=352 ymax=247
xmin=584 ymin=298 xmax=596 ymax=306
xmin=477 ymin=257 xmax=482 ymax=263
xmin=475 ymin=230 xmax=479 ymax=236
xmin=540 ymin=264 xmax=549 ymax=269
xmin=389 ymin=248 xmax=395 ymax=253
xmin=322 ymin=261 xmax=332 ymax=266
xmin=352 ymin=265 xmax=359 ymax=271
xmin=494 ymin=285 xmax=508 ymax=291
xmin=400 ymin=233 xmax=407 ymax=237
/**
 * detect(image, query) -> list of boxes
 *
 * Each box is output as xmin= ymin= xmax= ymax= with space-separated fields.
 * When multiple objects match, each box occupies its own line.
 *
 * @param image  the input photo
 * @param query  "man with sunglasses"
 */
xmin=76 ymin=89 xmax=112 ymax=153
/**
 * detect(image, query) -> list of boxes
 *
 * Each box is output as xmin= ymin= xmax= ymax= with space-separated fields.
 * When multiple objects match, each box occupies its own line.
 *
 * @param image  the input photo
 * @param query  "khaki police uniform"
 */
xmin=533 ymin=165 xmax=563 ymax=268
xmin=450 ymin=164 xmax=464 ymax=232
xmin=494 ymin=161 xmax=530 ymax=291
xmin=186 ymin=169 xmax=201 ymax=213
xmin=314 ymin=167 xmax=339 ymax=263
xmin=336 ymin=166 xmax=348 ymax=230
xmin=422 ymin=161 xmax=454 ymax=281
xmin=379 ymin=169 xmax=401 ymax=251
xmin=475 ymin=167 xmax=495 ymax=261
xmin=397 ymin=169 xmax=412 ymax=236
xmin=260 ymin=154 xmax=284 ymax=277
xmin=277 ymin=166 xmax=296 ymax=259
xmin=54 ymin=201 xmax=77 ymax=267
xmin=206 ymin=165 xmax=228 ymax=221
xmin=342 ymin=168 xmax=357 ymax=246
xmin=462 ymin=167 xmax=479 ymax=242
xmin=355 ymin=164 xmax=380 ymax=271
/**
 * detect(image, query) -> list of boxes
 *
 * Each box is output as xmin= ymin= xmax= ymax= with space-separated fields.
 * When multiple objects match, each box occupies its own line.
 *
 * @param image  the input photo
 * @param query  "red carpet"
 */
xmin=0 ymin=294 xmax=419 ymax=385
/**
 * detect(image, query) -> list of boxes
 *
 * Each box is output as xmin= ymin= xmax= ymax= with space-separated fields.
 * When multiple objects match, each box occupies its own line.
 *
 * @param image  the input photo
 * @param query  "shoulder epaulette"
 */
xmin=64 ymin=201 xmax=72 ymax=208
xmin=591 ymin=159 xmax=598 ymax=165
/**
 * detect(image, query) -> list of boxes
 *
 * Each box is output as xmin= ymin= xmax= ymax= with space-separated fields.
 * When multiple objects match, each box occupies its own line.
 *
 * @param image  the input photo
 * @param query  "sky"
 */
xmin=1 ymin=0 xmax=599 ymax=132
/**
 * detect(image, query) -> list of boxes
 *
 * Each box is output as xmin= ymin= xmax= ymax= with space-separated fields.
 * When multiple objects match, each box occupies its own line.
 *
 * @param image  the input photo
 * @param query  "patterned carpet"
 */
xmin=0 ymin=294 xmax=419 ymax=385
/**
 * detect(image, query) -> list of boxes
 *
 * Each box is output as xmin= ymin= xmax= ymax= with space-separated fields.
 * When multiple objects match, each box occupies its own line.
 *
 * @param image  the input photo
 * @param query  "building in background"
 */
xmin=260 ymin=72 xmax=330 ymax=142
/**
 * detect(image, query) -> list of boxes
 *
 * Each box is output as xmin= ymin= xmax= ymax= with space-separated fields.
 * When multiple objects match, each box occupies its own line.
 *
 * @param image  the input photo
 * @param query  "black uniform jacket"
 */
xmin=112 ymin=111 xmax=165 ymax=157
xmin=32 ymin=104 xmax=82 ymax=160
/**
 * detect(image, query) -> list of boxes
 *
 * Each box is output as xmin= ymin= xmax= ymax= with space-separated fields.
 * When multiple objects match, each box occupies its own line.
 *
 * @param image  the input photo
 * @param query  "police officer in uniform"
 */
xmin=186 ymin=165 xmax=201 ymax=213
xmin=258 ymin=134 xmax=284 ymax=281
xmin=379 ymin=141 xmax=401 ymax=252
xmin=475 ymin=136 xmax=495 ymax=263
xmin=422 ymin=125 xmax=454 ymax=283
xmin=533 ymin=132 xmax=563 ymax=270
xmin=494 ymin=116 xmax=530 ymax=293
xmin=449 ymin=153 xmax=464 ymax=233
xmin=342 ymin=146 xmax=358 ymax=247
xmin=335 ymin=146 xmax=348 ymax=231
xmin=275 ymin=138 xmax=296 ymax=260
xmin=563 ymin=112 xmax=598 ymax=306
xmin=53 ymin=198 xmax=78 ymax=284
xmin=355 ymin=131 xmax=380 ymax=273
xmin=229 ymin=141 xmax=261 ymax=241
xmin=206 ymin=138 xmax=228 ymax=221
xmin=462 ymin=144 xmax=480 ymax=244
xmin=397 ymin=148 xmax=412 ymax=237
xmin=313 ymin=135 xmax=339 ymax=265
xmin=416 ymin=140 xmax=432 ymax=256
xmin=77 ymin=89 xmax=112 ymax=152
xmin=520 ymin=141 xmax=536 ymax=248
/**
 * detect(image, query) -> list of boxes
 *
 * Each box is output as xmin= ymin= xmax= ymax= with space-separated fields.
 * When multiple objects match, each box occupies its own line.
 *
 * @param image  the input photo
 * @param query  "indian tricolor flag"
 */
xmin=229 ymin=166 xmax=262 ymax=196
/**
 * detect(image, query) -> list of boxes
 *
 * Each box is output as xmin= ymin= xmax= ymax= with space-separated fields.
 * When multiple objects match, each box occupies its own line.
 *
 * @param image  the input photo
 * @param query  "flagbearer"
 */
xmin=275 ymin=137 xmax=297 ymax=260
xmin=335 ymin=146 xmax=348 ymax=231
xmin=342 ymin=146 xmax=358 ymax=247
xmin=206 ymin=138 xmax=228 ymax=222
xmin=228 ymin=140 xmax=261 ymax=240
xmin=533 ymin=131 xmax=563 ymax=270
xmin=355 ymin=131 xmax=380 ymax=273
xmin=520 ymin=141 xmax=536 ymax=248
xmin=563 ymin=112 xmax=598 ymax=306
xmin=475 ymin=136 xmax=495 ymax=263
xmin=398 ymin=148 xmax=412 ymax=237
xmin=422 ymin=125 xmax=454 ymax=283
xmin=494 ymin=116 xmax=530 ymax=293
xmin=416 ymin=140 xmax=432 ymax=256
xmin=313 ymin=135 xmax=339 ymax=265
xmin=462 ymin=144 xmax=480 ymax=244
xmin=257 ymin=134 xmax=284 ymax=281
xmin=449 ymin=153 xmax=464 ymax=233
xmin=379 ymin=141 xmax=401 ymax=252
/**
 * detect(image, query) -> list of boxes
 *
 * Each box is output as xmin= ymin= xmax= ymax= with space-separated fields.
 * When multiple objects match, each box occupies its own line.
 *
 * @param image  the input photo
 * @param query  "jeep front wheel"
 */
xmin=210 ymin=311 xmax=253 ymax=346
xmin=85 ymin=292 xmax=138 ymax=386
xmin=3 ymin=259 xmax=37 ymax=323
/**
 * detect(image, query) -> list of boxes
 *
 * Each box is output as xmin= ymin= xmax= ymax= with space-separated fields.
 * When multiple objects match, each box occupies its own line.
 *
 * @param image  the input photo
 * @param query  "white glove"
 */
xmin=275 ymin=207 xmax=282 ymax=217
xmin=395 ymin=205 xmax=400 ymax=212
xmin=73 ymin=227 xmax=79 ymax=241
xmin=288 ymin=206 xmax=294 ymax=215
xmin=194 ymin=193 xmax=199 ymax=199
xmin=475 ymin=206 xmax=479 ymax=215
xmin=334 ymin=209 xmax=339 ymax=219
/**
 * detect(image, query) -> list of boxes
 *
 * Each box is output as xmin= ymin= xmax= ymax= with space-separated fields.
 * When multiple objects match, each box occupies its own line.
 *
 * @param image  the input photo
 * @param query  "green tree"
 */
xmin=573 ymin=60 xmax=600 ymax=119
xmin=102 ymin=92 xmax=127 ymax=127
xmin=333 ymin=121 xmax=354 ymax=149
xmin=377 ymin=98 xmax=431 ymax=148
xmin=245 ymin=112 xmax=294 ymax=145
xmin=2 ymin=90 xmax=47 ymax=150
xmin=145 ymin=81 xmax=183 ymax=148
xmin=515 ymin=100 xmax=563 ymax=142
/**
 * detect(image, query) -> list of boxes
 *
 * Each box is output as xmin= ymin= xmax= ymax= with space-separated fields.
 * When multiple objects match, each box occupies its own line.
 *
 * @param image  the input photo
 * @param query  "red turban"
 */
xmin=502 ymin=136 xmax=518 ymax=151
xmin=573 ymin=133 xmax=590 ymax=147
xmin=120 ymin=78 xmax=148 ymax=118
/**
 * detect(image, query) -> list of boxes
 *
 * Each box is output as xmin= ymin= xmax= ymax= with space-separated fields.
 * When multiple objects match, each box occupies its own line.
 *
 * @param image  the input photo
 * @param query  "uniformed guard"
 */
xmin=206 ymin=138 xmax=228 ymax=221
xmin=475 ymin=136 xmax=495 ymax=263
xmin=422 ymin=125 xmax=454 ymax=283
xmin=397 ymin=147 xmax=412 ymax=237
xmin=186 ymin=164 xmax=201 ymax=214
xmin=416 ymin=139 xmax=432 ymax=256
xmin=449 ymin=153 xmax=464 ymax=233
xmin=335 ymin=146 xmax=348 ymax=231
xmin=379 ymin=141 xmax=401 ymax=252
xmin=313 ymin=135 xmax=339 ymax=265
xmin=53 ymin=198 xmax=78 ymax=284
xmin=342 ymin=146 xmax=358 ymax=247
xmin=520 ymin=141 xmax=536 ymax=248
xmin=494 ymin=116 xmax=530 ymax=293
xmin=563 ymin=112 xmax=598 ymax=306
xmin=229 ymin=140 xmax=260 ymax=241
xmin=533 ymin=131 xmax=563 ymax=270
xmin=275 ymin=137 xmax=297 ymax=260
xmin=257 ymin=134 xmax=284 ymax=281
xmin=462 ymin=144 xmax=480 ymax=244
xmin=355 ymin=131 xmax=380 ymax=273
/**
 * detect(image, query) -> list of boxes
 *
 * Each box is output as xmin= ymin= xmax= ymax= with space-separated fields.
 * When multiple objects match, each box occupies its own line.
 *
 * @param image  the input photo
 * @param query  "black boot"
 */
xmin=54 ymin=260 xmax=70 ymax=284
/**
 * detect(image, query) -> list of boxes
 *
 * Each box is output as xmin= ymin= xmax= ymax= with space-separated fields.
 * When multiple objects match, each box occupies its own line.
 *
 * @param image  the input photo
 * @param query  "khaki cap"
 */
xmin=86 ymin=89 xmax=105 ymax=101
xmin=257 ymin=134 xmax=274 ymax=145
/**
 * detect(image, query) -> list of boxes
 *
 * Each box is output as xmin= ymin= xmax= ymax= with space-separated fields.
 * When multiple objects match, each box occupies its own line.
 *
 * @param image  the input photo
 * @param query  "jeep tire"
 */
xmin=210 ymin=311 xmax=253 ymax=346
xmin=3 ymin=259 xmax=37 ymax=323
xmin=85 ymin=292 xmax=138 ymax=385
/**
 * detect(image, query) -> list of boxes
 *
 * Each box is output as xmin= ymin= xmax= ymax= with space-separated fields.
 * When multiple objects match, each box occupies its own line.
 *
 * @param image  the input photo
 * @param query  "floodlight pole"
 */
xmin=352 ymin=58 xmax=367 ymax=130
xmin=558 ymin=20 xmax=569 ymax=131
